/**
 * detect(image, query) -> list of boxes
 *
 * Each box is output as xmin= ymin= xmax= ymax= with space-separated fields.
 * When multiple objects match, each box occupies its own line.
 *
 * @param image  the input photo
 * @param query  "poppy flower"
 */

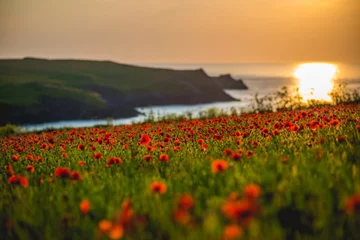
xmin=224 ymin=148 xmax=234 ymax=156
xmin=243 ymin=184 xmax=261 ymax=199
xmin=338 ymin=136 xmax=346 ymax=143
xmin=77 ymin=144 xmax=85 ymax=150
xmin=93 ymin=152 xmax=103 ymax=160
xmin=222 ymin=199 xmax=257 ymax=226
xmin=11 ymin=155 xmax=20 ymax=162
xmin=4 ymin=165 xmax=14 ymax=176
xmin=150 ymin=181 xmax=167 ymax=194
xmin=80 ymin=199 xmax=90 ymax=214
xmin=26 ymin=165 xmax=35 ymax=173
xmin=139 ymin=134 xmax=151 ymax=145
xmin=98 ymin=220 xmax=112 ymax=233
xmin=71 ymin=171 xmax=82 ymax=181
xmin=201 ymin=143 xmax=208 ymax=151
xmin=223 ymin=224 xmax=243 ymax=239
xmin=231 ymin=153 xmax=242 ymax=161
xmin=8 ymin=175 xmax=28 ymax=187
xmin=159 ymin=154 xmax=169 ymax=162
xmin=173 ymin=209 xmax=192 ymax=225
xmin=55 ymin=168 xmax=71 ymax=178
xmin=78 ymin=161 xmax=85 ymax=166
xmin=108 ymin=224 xmax=124 ymax=240
xmin=177 ymin=194 xmax=195 ymax=210
xmin=211 ymin=160 xmax=228 ymax=174
xmin=144 ymin=155 xmax=152 ymax=162
xmin=344 ymin=193 xmax=360 ymax=214
xmin=106 ymin=157 xmax=122 ymax=166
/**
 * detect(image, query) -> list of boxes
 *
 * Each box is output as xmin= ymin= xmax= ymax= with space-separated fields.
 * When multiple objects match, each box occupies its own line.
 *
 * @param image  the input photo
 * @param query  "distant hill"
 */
xmin=0 ymin=58 xmax=247 ymax=125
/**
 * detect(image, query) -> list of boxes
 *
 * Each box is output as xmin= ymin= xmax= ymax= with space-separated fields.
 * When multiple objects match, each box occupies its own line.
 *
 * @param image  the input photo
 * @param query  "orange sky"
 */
xmin=0 ymin=0 xmax=359 ymax=63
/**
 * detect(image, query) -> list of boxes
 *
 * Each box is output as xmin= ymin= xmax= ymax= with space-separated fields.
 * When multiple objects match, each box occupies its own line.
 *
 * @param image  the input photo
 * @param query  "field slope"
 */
xmin=1 ymin=104 xmax=360 ymax=239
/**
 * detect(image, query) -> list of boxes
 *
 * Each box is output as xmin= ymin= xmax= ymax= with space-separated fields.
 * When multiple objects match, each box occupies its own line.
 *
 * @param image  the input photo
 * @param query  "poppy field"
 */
xmin=1 ymin=104 xmax=360 ymax=240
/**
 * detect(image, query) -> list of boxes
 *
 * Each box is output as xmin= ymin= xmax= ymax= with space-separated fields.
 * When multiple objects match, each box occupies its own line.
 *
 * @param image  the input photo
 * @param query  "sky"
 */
xmin=0 ymin=0 xmax=359 ymax=64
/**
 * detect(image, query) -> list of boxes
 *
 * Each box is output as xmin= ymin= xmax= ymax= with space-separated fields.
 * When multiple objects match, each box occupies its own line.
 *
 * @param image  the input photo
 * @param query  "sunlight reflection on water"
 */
xmin=293 ymin=63 xmax=338 ymax=101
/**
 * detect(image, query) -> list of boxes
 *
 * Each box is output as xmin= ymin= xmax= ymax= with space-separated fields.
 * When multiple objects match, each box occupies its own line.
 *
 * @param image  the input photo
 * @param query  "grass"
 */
xmin=1 ymin=103 xmax=360 ymax=239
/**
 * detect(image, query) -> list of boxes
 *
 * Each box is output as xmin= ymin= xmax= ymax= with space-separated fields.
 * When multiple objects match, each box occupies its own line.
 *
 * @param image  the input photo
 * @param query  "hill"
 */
xmin=0 ymin=58 xmax=247 ymax=125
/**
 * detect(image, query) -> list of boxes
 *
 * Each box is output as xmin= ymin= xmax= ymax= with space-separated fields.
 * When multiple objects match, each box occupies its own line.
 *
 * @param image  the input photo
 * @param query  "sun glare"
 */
xmin=294 ymin=63 xmax=338 ymax=101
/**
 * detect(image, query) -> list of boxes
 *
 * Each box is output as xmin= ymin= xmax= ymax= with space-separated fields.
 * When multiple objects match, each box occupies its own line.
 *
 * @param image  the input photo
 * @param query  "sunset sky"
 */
xmin=0 ymin=0 xmax=359 ymax=63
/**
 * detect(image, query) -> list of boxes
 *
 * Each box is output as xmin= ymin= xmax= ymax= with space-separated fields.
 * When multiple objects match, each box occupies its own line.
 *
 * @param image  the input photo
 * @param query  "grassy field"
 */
xmin=1 ymin=103 xmax=360 ymax=239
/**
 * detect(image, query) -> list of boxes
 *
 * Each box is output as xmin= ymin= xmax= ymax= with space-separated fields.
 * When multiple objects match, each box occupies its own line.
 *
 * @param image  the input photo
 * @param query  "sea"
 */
xmin=22 ymin=62 xmax=360 ymax=131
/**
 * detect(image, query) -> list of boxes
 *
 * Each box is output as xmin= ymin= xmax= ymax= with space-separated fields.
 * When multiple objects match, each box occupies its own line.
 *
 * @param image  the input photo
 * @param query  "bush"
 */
xmin=0 ymin=124 xmax=21 ymax=137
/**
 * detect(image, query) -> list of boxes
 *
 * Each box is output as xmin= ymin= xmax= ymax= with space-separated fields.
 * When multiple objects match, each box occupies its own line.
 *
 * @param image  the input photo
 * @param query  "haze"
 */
xmin=0 ymin=0 xmax=359 ymax=63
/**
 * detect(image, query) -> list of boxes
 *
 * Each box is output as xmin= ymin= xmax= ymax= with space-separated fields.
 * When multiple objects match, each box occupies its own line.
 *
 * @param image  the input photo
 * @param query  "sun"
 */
xmin=293 ymin=63 xmax=338 ymax=101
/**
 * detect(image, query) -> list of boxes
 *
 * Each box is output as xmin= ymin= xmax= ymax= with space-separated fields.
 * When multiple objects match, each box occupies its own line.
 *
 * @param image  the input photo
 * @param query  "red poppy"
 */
xmin=93 ymin=152 xmax=103 ymax=160
xmin=159 ymin=154 xmax=169 ymax=162
xmin=211 ymin=160 xmax=228 ymax=174
xmin=77 ymin=144 xmax=85 ymax=150
xmin=55 ymin=168 xmax=71 ymax=178
xmin=243 ymin=184 xmax=261 ymax=199
xmin=11 ymin=155 xmax=20 ymax=162
xmin=80 ymin=199 xmax=90 ymax=214
xmin=223 ymin=224 xmax=243 ymax=240
xmin=8 ymin=175 xmax=28 ymax=187
xmin=71 ymin=171 xmax=82 ymax=181
xmin=26 ymin=165 xmax=35 ymax=173
xmin=139 ymin=134 xmax=151 ymax=145
xmin=177 ymin=194 xmax=195 ymax=210
xmin=222 ymin=199 xmax=257 ymax=226
xmin=345 ymin=193 xmax=360 ymax=214
xmin=4 ymin=165 xmax=14 ymax=176
xmin=106 ymin=157 xmax=122 ymax=166
xmin=338 ymin=136 xmax=346 ymax=143
xmin=144 ymin=155 xmax=152 ymax=162
xmin=150 ymin=181 xmax=167 ymax=194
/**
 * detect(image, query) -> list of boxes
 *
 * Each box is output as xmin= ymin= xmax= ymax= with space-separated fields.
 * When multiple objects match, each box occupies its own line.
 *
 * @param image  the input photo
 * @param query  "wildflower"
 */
xmin=26 ymin=165 xmax=35 ymax=173
xmin=144 ymin=155 xmax=152 ymax=162
xmin=150 ymin=181 xmax=167 ymax=194
xmin=77 ymin=144 xmax=85 ymax=150
xmin=93 ymin=152 xmax=103 ymax=160
xmin=159 ymin=154 xmax=169 ymax=162
xmin=8 ymin=175 xmax=28 ymax=187
xmin=222 ymin=199 xmax=257 ymax=226
xmin=338 ymin=136 xmax=346 ymax=143
xmin=345 ymin=193 xmax=360 ymax=215
xmin=244 ymin=184 xmax=261 ymax=199
xmin=178 ymin=194 xmax=195 ymax=210
xmin=108 ymin=224 xmax=124 ymax=239
xmin=11 ymin=155 xmax=20 ymax=162
xmin=174 ymin=209 xmax=192 ymax=225
xmin=55 ymin=168 xmax=71 ymax=178
xmin=78 ymin=161 xmax=85 ymax=166
xmin=80 ymin=199 xmax=90 ymax=214
xmin=223 ymin=224 xmax=243 ymax=239
xmin=201 ymin=143 xmax=208 ymax=151
xmin=98 ymin=220 xmax=112 ymax=233
xmin=224 ymin=148 xmax=234 ymax=156
xmin=106 ymin=157 xmax=122 ymax=166
xmin=62 ymin=153 xmax=68 ymax=158
xmin=4 ymin=165 xmax=14 ymax=176
xmin=139 ymin=134 xmax=151 ymax=145
xmin=231 ymin=153 xmax=242 ymax=161
xmin=71 ymin=171 xmax=82 ymax=181
xmin=211 ymin=160 xmax=228 ymax=174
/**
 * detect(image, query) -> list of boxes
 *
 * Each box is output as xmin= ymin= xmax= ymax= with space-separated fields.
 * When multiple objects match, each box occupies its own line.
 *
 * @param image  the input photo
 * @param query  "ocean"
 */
xmin=22 ymin=62 xmax=360 ymax=131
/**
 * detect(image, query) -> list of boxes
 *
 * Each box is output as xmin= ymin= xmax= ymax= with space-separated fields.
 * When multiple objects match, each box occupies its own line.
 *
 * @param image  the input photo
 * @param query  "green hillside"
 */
xmin=0 ymin=58 xmax=247 ymax=125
